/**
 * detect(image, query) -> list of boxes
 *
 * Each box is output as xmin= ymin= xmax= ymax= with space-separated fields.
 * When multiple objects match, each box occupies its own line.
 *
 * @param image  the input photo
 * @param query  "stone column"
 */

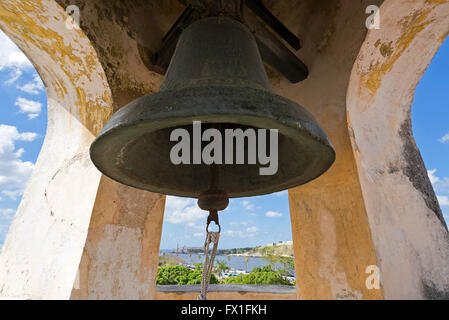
xmin=0 ymin=0 xmax=165 ymax=300
xmin=272 ymin=0 xmax=384 ymax=300
xmin=70 ymin=176 xmax=165 ymax=300
xmin=346 ymin=0 xmax=449 ymax=299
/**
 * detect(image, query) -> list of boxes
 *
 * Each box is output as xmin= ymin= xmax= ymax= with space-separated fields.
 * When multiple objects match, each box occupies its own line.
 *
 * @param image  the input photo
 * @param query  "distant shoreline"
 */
xmin=229 ymin=253 xmax=263 ymax=257
xmin=167 ymin=252 xmax=293 ymax=258
xmin=164 ymin=242 xmax=294 ymax=257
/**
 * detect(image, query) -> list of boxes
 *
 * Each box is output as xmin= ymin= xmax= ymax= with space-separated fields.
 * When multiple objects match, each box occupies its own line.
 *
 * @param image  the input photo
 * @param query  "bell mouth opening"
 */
xmin=116 ymin=122 xmax=315 ymax=198
xmin=92 ymin=119 xmax=334 ymax=199
xmin=90 ymin=85 xmax=335 ymax=198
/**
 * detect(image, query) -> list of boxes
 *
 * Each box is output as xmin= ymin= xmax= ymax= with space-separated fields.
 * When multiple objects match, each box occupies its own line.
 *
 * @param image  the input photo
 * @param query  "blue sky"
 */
xmin=0 ymin=30 xmax=47 ymax=245
xmin=412 ymin=38 xmax=449 ymax=217
xmin=0 ymin=30 xmax=447 ymax=250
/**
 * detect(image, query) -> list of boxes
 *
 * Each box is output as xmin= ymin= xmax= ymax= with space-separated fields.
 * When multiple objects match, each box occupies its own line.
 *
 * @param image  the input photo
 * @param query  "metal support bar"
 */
xmin=245 ymin=0 xmax=301 ymax=50
xmin=162 ymin=5 xmax=194 ymax=43
xmin=151 ymin=5 xmax=198 ymax=72
xmin=151 ymin=0 xmax=308 ymax=83
xmin=182 ymin=0 xmax=242 ymax=18
xmin=243 ymin=8 xmax=308 ymax=83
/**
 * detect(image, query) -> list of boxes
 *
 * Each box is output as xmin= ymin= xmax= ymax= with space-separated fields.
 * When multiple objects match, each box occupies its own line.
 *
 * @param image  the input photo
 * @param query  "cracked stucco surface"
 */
xmin=347 ymin=0 xmax=449 ymax=299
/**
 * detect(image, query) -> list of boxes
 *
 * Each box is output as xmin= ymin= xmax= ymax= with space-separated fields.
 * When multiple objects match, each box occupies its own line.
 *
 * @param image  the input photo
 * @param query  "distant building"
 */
xmin=265 ymin=241 xmax=292 ymax=247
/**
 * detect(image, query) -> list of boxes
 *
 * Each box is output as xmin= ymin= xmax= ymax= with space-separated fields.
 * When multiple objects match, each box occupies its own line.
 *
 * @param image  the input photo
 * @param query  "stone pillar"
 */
xmin=70 ymin=176 xmax=165 ymax=300
xmin=270 ymin=0 xmax=384 ymax=299
xmin=0 ymin=0 xmax=165 ymax=300
xmin=346 ymin=0 xmax=449 ymax=299
xmin=282 ymin=0 xmax=449 ymax=300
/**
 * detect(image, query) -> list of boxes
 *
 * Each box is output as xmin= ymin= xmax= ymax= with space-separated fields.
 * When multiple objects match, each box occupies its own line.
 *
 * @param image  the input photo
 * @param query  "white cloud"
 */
xmin=428 ymin=169 xmax=449 ymax=194
xmin=0 ymin=124 xmax=37 ymax=199
xmin=18 ymin=74 xmax=44 ymax=94
xmin=1 ymin=190 xmax=22 ymax=201
xmin=273 ymin=190 xmax=288 ymax=197
xmin=0 ymin=30 xmax=33 ymax=84
xmin=428 ymin=169 xmax=440 ymax=185
xmin=439 ymin=133 xmax=449 ymax=144
xmin=221 ymin=225 xmax=259 ymax=238
xmin=193 ymin=232 xmax=205 ymax=238
xmin=229 ymin=221 xmax=248 ymax=227
xmin=241 ymin=200 xmax=255 ymax=211
xmin=18 ymin=132 xmax=38 ymax=141
xmin=186 ymin=221 xmax=203 ymax=230
xmin=223 ymin=229 xmax=255 ymax=238
xmin=14 ymin=97 xmax=42 ymax=119
xmin=15 ymin=97 xmax=41 ymax=112
xmin=5 ymin=68 xmax=23 ymax=85
xmin=0 ymin=208 xmax=15 ymax=220
xmin=438 ymin=179 xmax=449 ymax=193
xmin=246 ymin=226 xmax=259 ymax=233
xmin=428 ymin=170 xmax=449 ymax=210
xmin=15 ymin=97 xmax=42 ymax=120
xmin=437 ymin=195 xmax=449 ymax=207
xmin=265 ymin=211 xmax=283 ymax=218
xmin=164 ymin=196 xmax=208 ymax=224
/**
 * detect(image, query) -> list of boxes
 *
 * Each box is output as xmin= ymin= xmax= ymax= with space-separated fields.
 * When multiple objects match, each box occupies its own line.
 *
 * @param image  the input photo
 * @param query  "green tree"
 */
xmin=222 ymin=265 xmax=292 ymax=286
xmin=157 ymin=264 xmax=218 ymax=285
xmin=215 ymin=259 xmax=231 ymax=278
xmin=244 ymin=255 xmax=250 ymax=271
xmin=262 ymin=254 xmax=295 ymax=276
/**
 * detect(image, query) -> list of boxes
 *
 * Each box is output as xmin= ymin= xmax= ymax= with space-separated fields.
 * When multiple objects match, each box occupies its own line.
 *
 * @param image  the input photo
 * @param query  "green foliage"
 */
xmin=222 ymin=265 xmax=292 ymax=286
xmin=157 ymin=264 xmax=218 ymax=285
xmin=262 ymin=254 xmax=295 ymax=276
xmin=215 ymin=259 xmax=231 ymax=278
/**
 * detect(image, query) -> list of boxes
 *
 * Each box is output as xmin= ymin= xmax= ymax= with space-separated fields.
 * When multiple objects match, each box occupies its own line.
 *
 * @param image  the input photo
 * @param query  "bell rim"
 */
xmin=90 ymin=85 xmax=336 ymax=198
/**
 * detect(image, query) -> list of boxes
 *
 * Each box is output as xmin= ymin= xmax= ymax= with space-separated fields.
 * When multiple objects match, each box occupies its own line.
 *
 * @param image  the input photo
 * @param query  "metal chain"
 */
xmin=198 ymin=228 xmax=220 ymax=300
xmin=197 ymin=165 xmax=225 ymax=300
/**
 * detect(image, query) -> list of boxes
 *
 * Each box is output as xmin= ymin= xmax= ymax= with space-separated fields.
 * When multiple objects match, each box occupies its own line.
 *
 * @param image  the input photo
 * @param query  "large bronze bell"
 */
xmin=90 ymin=17 xmax=335 ymax=199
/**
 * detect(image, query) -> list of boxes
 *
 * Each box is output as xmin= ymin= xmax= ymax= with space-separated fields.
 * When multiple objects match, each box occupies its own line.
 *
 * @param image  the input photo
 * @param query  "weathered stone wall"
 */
xmin=0 ymin=0 xmax=112 ymax=299
xmin=70 ymin=176 xmax=165 ymax=300
xmin=155 ymin=285 xmax=297 ymax=300
xmin=0 ymin=0 xmax=166 ymax=300
xmin=347 ymin=0 xmax=449 ymax=299
xmin=269 ymin=0 xmax=384 ymax=300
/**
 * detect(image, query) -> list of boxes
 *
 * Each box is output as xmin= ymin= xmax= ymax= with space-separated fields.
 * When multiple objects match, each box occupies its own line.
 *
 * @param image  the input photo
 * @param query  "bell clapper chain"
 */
xmin=198 ymin=213 xmax=220 ymax=300
xmin=197 ymin=164 xmax=229 ymax=300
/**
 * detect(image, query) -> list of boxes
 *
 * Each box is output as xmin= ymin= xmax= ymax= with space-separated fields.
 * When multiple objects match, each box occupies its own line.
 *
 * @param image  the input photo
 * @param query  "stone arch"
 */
xmin=346 ymin=0 xmax=449 ymax=299
xmin=0 ymin=0 xmax=166 ymax=300
xmin=0 ymin=0 xmax=113 ymax=299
